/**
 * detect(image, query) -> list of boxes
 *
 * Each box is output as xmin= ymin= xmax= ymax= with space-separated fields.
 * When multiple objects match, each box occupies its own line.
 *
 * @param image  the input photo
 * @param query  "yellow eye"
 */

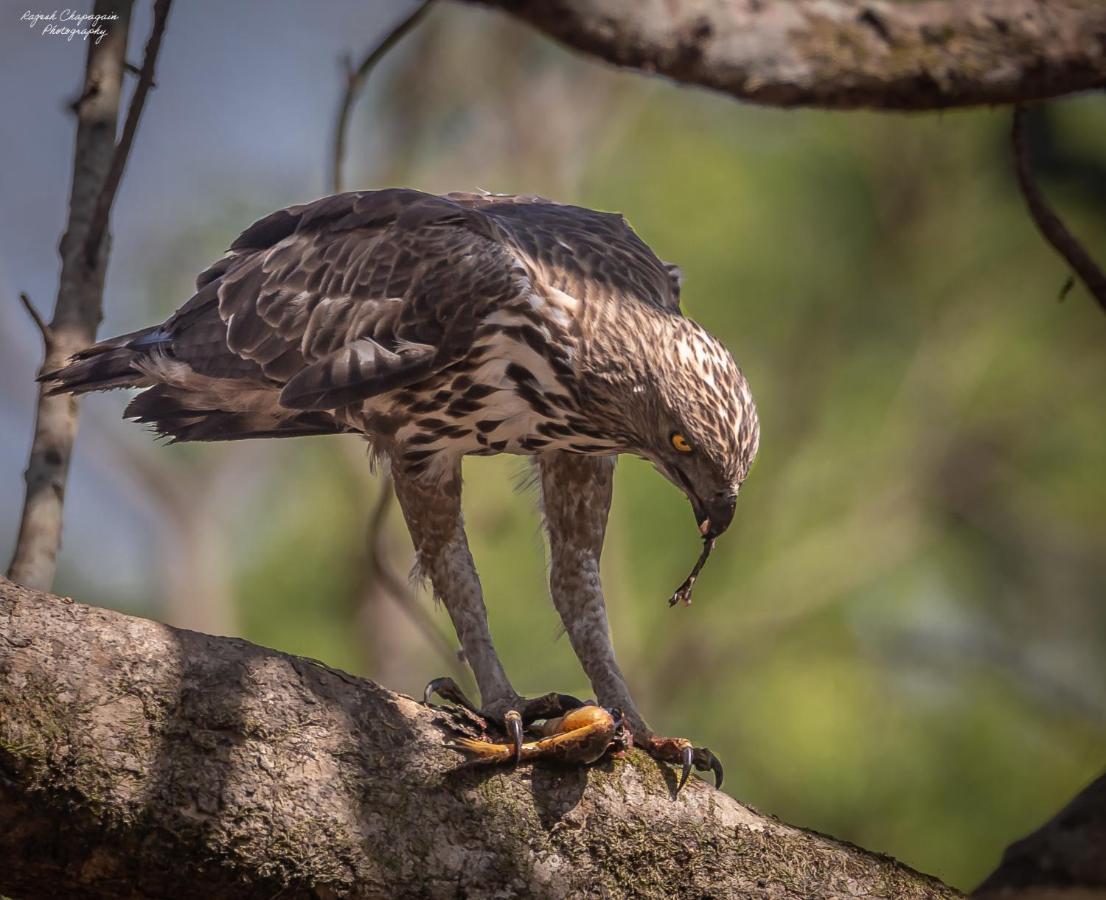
xmin=671 ymin=432 xmax=693 ymax=454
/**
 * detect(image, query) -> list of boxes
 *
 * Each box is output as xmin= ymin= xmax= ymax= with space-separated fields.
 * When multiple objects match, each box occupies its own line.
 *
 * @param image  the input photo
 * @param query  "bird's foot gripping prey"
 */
xmin=425 ymin=677 xmax=630 ymax=772
xmin=424 ymin=676 xmax=589 ymax=761
xmin=41 ymin=188 xmax=760 ymax=799
xmin=449 ymin=706 xmax=628 ymax=769
xmin=426 ymin=677 xmax=720 ymax=796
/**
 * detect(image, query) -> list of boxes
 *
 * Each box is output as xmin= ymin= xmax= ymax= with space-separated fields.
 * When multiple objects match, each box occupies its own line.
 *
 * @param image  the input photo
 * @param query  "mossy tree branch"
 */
xmin=0 ymin=577 xmax=962 ymax=899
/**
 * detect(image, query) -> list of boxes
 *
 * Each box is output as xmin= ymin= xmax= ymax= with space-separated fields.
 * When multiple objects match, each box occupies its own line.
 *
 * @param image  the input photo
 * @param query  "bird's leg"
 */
xmin=392 ymin=458 xmax=520 ymax=715
xmin=392 ymin=457 xmax=582 ymax=760
xmin=538 ymin=452 xmax=723 ymax=795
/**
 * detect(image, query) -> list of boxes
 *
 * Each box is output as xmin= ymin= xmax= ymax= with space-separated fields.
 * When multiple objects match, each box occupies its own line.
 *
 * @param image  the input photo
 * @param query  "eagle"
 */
xmin=44 ymin=189 xmax=760 ymax=792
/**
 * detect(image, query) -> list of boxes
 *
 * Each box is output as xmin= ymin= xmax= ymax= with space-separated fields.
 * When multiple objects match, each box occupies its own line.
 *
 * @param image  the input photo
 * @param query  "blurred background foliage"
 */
xmin=2 ymin=2 xmax=1105 ymax=890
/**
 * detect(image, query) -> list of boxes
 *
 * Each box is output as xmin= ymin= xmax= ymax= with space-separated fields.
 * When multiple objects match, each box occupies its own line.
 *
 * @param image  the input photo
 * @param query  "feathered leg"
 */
xmin=396 ymin=455 xmax=585 ymax=761
xmin=392 ymin=457 xmax=519 ymax=712
xmin=537 ymin=454 xmax=642 ymax=727
xmin=539 ymin=451 xmax=723 ymax=794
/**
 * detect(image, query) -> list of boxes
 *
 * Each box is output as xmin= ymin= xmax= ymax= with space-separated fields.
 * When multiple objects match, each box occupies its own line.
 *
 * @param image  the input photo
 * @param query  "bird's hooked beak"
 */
xmin=693 ymin=491 xmax=738 ymax=541
xmin=668 ymin=491 xmax=737 ymax=608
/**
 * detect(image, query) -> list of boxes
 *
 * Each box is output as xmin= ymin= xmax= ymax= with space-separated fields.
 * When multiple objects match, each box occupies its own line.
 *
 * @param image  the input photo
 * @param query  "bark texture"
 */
xmin=0 ymin=577 xmax=960 ymax=899
xmin=6 ymin=0 xmax=132 ymax=590
xmin=466 ymin=0 xmax=1106 ymax=110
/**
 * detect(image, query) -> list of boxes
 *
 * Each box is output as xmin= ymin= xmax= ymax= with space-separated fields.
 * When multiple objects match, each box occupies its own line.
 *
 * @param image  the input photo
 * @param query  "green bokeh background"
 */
xmin=41 ymin=6 xmax=1106 ymax=890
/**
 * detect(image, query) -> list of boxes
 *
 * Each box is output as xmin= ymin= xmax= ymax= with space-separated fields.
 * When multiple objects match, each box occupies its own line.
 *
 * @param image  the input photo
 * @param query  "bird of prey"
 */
xmin=44 ymin=189 xmax=759 ymax=792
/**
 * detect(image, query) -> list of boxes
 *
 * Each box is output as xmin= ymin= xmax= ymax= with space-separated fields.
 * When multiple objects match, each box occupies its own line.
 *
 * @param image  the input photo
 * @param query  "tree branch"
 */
xmin=975 ymin=772 xmax=1106 ymax=896
xmin=84 ymin=0 xmax=173 ymax=267
xmin=358 ymin=476 xmax=465 ymax=674
xmin=16 ymin=292 xmax=53 ymax=352
xmin=7 ymin=0 xmax=135 ymax=591
xmin=331 ymin=0 xmax=434 ymax=194
xmin=1011 ymin=105 xmax=1106 ymax=315
xmin=463 ymin=0 xmax=1106 ymax=110
xmin=0 ymin=576 xmax=961 ymax=899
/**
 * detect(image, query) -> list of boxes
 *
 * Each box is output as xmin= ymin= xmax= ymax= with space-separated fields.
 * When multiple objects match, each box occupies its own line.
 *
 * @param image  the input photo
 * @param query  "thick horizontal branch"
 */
xmin=465 ymin=0 xmax=1106 ymax=110
xmin=0 ymin=577 xmax=959 ymax=898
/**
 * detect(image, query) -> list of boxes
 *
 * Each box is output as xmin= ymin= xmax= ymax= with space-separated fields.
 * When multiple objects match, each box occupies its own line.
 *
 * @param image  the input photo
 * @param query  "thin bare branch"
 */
xmin=330 ymin=0 xmax=434 ymax=194
xmin=84 ymin=0 xmax=173 ymax=268
xmin=123 ymin=60 xmax=154 ymax=86
xmin=361 ymin=479 xmax=464 ymax=674
xmin=1012 ymin=105 xmax=1106 ymax=315
xmin=364 ymin=482 xmax=402 ymax=595
xmin=17 ymin=293 xmax=53 ymax=351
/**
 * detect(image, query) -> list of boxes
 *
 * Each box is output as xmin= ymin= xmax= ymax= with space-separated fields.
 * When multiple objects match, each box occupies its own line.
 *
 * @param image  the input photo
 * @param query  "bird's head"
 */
xmin=642 ymin=317 xmax=759 ymax=538
xmin=618 ymin=316 xmax=759 ymax=604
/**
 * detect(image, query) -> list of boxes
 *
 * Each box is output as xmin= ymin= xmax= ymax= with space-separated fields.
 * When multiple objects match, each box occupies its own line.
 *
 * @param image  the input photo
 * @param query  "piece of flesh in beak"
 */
xmin=668 ymin=536 xmax=716 ymax=607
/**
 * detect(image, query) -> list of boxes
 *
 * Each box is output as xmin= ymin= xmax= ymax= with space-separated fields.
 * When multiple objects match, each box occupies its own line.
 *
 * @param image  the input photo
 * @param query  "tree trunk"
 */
xmin=0 ymin=577 xmax=961 ymax=899
xmin=7 ymin=0 xmax=132 ymax=590
xmin=466 ymin=0 xmax=1106 ymax=110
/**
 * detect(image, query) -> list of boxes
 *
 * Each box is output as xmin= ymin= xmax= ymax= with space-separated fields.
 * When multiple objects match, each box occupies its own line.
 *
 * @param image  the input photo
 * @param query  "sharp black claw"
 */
xmin=423 ymin=677 xmax=445 ymax=705
xmin=422 ymin=676 xmax=480 ymax=715
xmin=505 ymin=711 xmax=524 ymax=766
xmin=708 ymin=752 xmax=724 ymax=789
xmin=676 ymin=745 xmax=693 ymax=797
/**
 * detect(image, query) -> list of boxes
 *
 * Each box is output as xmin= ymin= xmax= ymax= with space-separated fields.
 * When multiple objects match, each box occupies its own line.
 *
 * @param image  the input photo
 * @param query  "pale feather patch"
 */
xmin=136 ymin=355 xmax=289 ymax=425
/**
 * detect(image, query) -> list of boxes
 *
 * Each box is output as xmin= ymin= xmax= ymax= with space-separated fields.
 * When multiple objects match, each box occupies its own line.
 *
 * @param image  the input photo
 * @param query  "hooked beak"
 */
xmin=667 ymin=468 xmax=737 ymax=540
xmin=693 ymin=491 xmax=737 ymax=540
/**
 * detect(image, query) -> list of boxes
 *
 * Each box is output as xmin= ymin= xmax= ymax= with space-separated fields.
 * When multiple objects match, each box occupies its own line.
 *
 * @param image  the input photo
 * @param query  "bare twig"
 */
xmin=1012 ymin=105 xmax=1106 ymax=314
xmin=84 ymin=0 xmax=173 ymax=268
xmin=330 ymin=0 xmax=433 ymax=194
xmin=364 ymin=478 xmax=405 ymax=599
xmin=360 ymin=479 xmax=464 ymax=673
xmin=122 ymin=60 xmax=154 ymax=86
xmin=17 ymin=293 xmax=53 ymax=351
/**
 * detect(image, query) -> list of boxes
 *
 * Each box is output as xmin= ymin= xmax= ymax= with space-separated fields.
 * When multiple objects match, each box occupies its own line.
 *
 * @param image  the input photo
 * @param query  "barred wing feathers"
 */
xmin=42 ymin=189 xmax=681 ymax=441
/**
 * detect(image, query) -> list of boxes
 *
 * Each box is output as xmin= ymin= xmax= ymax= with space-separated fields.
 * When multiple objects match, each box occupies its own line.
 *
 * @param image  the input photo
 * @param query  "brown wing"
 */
xmin=158 ymin=190 xmax=529 ymax=410
xmin=155 ymin=189 xmax=677 ymax=413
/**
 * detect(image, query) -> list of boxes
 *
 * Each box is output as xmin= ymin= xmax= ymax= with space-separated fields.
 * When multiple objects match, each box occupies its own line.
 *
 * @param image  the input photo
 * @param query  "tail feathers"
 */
xmin=125 ymin=385 xmax=347 ymax=444
xmin=40 ymin=327 xmax=349 ymax=444
xmin=39 ymin=327 xmax=165 ymax=396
